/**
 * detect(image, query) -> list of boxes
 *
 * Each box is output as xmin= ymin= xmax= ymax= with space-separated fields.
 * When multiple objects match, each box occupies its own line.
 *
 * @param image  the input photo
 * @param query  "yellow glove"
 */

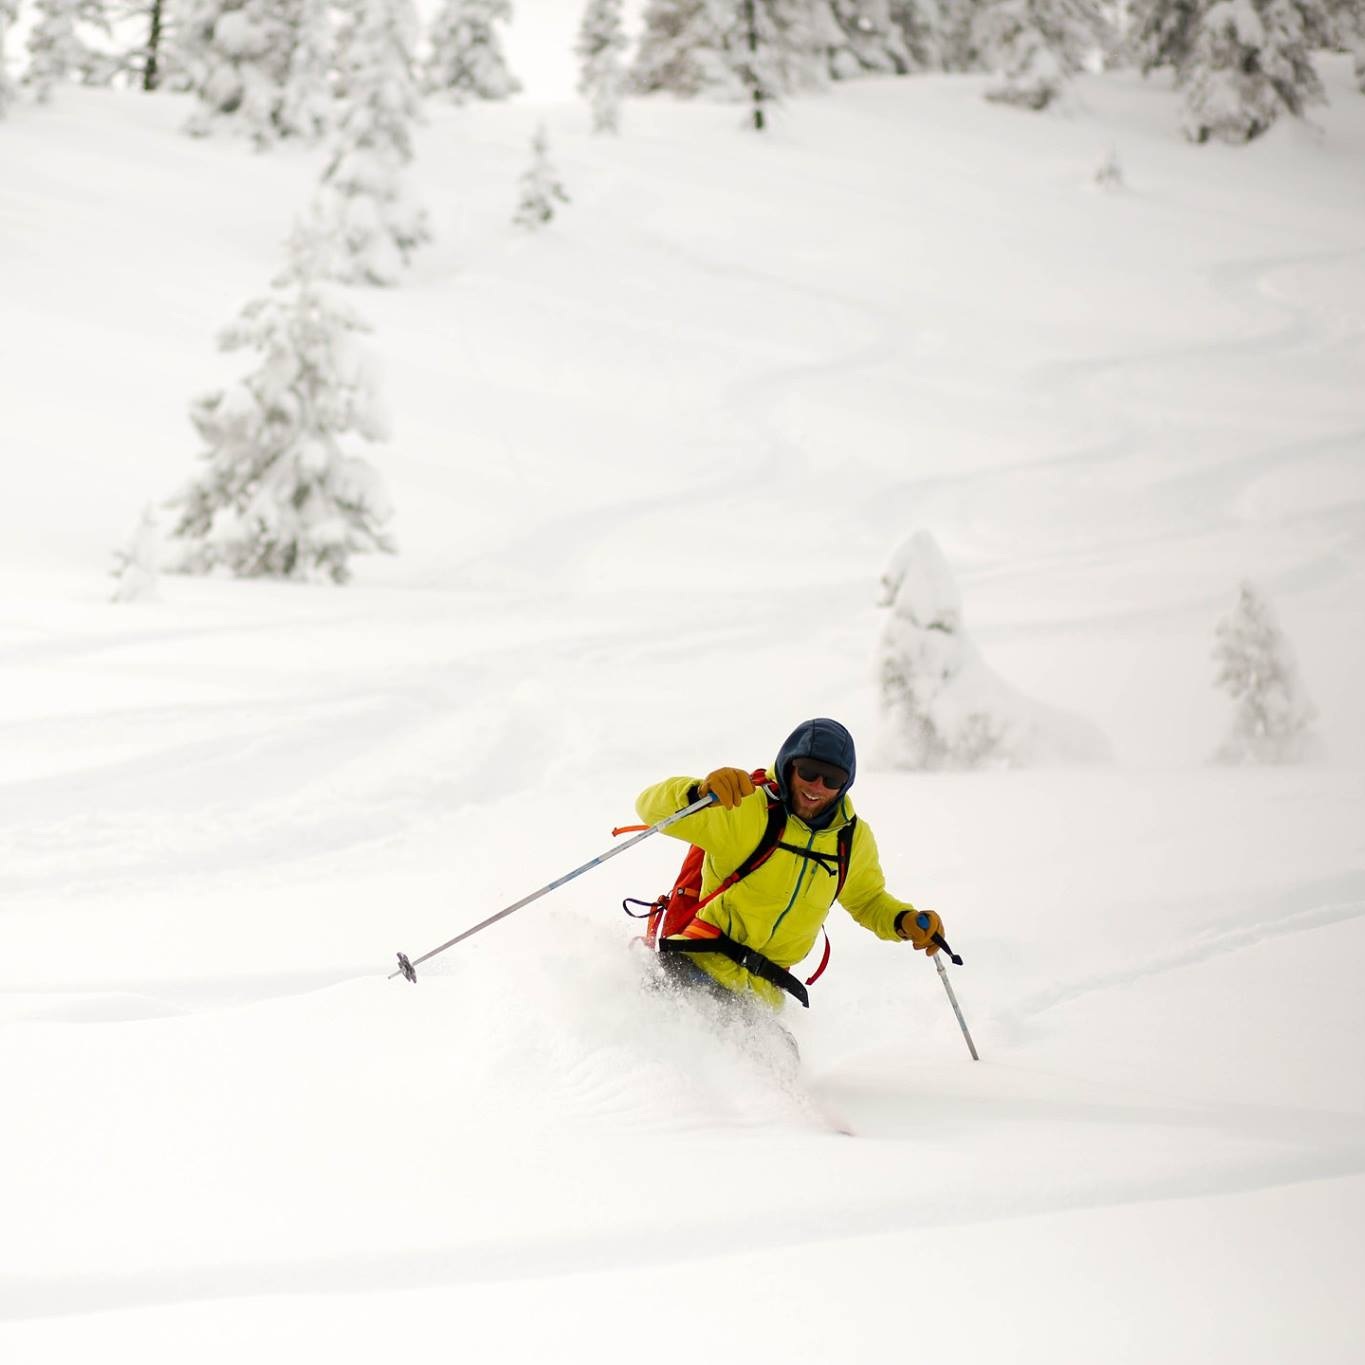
xmin=898 ymin=908 xmax=943 ymax=955
xmin=698 ymin=767 xmax=755 ymax=810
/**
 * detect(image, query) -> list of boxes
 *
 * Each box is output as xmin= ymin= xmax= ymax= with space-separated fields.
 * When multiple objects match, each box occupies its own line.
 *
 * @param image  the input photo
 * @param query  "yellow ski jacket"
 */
xmin=635 ymin=773 xmax=917 ymax=1009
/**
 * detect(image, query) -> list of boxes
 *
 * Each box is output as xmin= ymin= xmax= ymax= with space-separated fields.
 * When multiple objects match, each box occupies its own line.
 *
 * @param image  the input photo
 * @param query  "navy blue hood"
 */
xmin=774 ymin=718 xmax=856 ymax=829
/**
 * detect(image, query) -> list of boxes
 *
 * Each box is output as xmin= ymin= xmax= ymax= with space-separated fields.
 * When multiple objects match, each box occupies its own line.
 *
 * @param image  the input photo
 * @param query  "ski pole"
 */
xmin=391 ymin=791 xmax=717 ymax=983
xmin=917 ymin=912 xmax=979 ymax=1062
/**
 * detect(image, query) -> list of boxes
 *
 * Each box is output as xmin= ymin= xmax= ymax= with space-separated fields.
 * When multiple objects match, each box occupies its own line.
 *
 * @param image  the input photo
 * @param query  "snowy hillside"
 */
xmin=2 ymin=34 xmax=1364 ymax=1365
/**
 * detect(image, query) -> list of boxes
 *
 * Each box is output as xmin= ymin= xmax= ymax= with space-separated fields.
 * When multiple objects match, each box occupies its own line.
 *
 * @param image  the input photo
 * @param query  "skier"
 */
xmin=635 ymin=718 xmax=945 ymax=1012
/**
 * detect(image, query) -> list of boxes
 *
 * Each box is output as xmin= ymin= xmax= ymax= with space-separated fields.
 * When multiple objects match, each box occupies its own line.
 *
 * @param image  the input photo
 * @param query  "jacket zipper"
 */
xmin=771 ymin=824 xmax=818 ymax=938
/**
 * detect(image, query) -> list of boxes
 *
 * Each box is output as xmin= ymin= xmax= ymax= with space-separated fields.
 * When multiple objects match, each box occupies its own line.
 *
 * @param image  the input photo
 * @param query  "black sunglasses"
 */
xmin=792 ymin=759 xmax=847 ymax=790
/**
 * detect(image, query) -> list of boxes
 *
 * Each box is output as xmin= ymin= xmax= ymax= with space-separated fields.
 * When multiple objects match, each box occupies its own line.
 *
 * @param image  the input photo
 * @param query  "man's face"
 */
xmin=787 ymin=759 xmax=847 ymax=822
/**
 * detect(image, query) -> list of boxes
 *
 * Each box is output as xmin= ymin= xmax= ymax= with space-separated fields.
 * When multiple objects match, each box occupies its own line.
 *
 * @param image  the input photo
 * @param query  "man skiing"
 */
xmin=635 ymin=717 xmax=945 ymax=1011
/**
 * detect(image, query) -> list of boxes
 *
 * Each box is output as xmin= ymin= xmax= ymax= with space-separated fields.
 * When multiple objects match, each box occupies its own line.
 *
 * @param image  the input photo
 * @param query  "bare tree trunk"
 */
xmin=744 ymin=0 xmax=765 ymax=130
xmin=143 ymin=0 xmax=164 ymax=91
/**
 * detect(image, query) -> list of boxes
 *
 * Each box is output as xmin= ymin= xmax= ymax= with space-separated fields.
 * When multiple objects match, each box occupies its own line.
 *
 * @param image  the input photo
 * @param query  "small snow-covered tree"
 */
xmin=878 ymin=531 xmax=1109 ymax=768
xmin=320 ymin=0 xmax=430 ymax=284
xmin=423 ymin=0 xmax=520 ymax=100
xmin=168 ymin=218 xmax=396 ymax=584
xmin=111 ymin=505 xmax=162 ymax=602
xmin=820 ymin=0 xmax=911 ymax=78
xmin=513 ymin=122 xmax=569 ymax=229
xmin=1094 ymin=143 xmax=1124 ymax=186
xmin=576 ymin=0 xmax=628 ymax=132
xmin=1211 ymin=580 xmax=1316 ymax=763
xmin=976 ymin=0 xmax=1108 ymax=109
xmin=1180 ymin=0 xmax=1325 ymax=143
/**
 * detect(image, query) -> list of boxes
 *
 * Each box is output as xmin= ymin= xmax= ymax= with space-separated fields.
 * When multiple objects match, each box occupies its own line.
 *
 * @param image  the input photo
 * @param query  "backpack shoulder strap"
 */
xmin=694 ymin=786 xmax=786 ymax=913
xmin=834 ymin=816 xmax=858 ymax=900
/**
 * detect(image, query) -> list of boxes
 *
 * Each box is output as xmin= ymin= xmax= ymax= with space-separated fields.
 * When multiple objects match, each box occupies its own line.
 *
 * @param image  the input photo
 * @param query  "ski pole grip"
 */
xmin=917 ymin=913 xmax=964 ymax=967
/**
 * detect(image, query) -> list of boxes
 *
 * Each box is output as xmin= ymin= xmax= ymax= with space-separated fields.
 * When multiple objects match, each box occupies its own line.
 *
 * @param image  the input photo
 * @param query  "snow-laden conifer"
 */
xmin=890 ymin=0 xmax=985 ymax=71
xmin=169 ymin=216 xmax=396 ymax=584
xmin=0 ymin=0 xmax=20 ymax=116
xmin=276 ymin=0 xmax=333 ymax=140
xmin=1181 ymin=0 xmax=1325 ymax=143
xmin=1126 ymin=0 xmax=1202 ymax=73
xmin=1094 ymin=144 xmax=1124 ymax=187
xmin=976 ymin=0 xmax=1107 ymax=109
xmin=1211 ymin=580 xmax=1316 ymax=763
xmin=1336 ymin=0 xmax=1365 ymax=91
xmin=878 ymin=531 xmax=1109 ymax=768
xmin=320 ymin=0 xmax=430 ymax=285
xmin=576 ymin=0 xmax=628 ymax=132
xmin=632 ymin=0 xmax=826 ymax=108
xmin=423 ymin=0 xmax=520 ymax=101
xmin=25 ymin=0 xmax=107 ymax=101
xmin=821 ymin=0 xmax=911 ymax=78
xmin=632 ymin=0 xmax=727 ymax=96
xmin=735 ymin=0 xmax=829 ymax=123
xmin=182 ymin=0 xmax=294 ymax=145
xmin=1334 ymin=0 xmax=1365 ymax=90
xmin=513 ymin=122 xmax=569 ymax=229
xmin=111 ymin=505 xmax=162 ymax=603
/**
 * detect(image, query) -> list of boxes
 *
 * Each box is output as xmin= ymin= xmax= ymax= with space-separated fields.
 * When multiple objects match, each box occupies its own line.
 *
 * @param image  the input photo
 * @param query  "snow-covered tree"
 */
xmin=735 ymin=0 xmax=828 ymax=124
xmin=889 ymin=0 xmax=985 ymax=70
xmin=976 ymin=0 xmax=1108 ymax=109
xmin=423 ymin=0 xmax=520 ymax=100
xmin=24 ymin=0 xmax=107 ymax=100
xmin=1181 ymin=0 xmax=1325 ymax=142
xmin=1 ymin=0 xmax=20 ymax=116
xmin=632 ymin=0 xmax=826 ymax=111
xmin=111 ymin=505 xmax=162 ymax=603
xmin=98 ymin=0 xmax=185 ymax=92
xmin=1331 ymin=0 xmax=1365 ymax=90
xmin=1126 ymin=0 xmax=1202 ymax=72
xmin=1211 ymin=580 xmax=1316 ymax=763
xmin=820 ymin=0 xmax=911 ymax=78
xmin=180 ymin=0 xmax=333 ymax=142
xmin=137 ymin=0 xmax=171 ymax=89
xmin=182 ymin=0 xmax=294 ymax=143
xmin=320 ymin=0 xmax=430 ymax=284
xmin=1333 ymin=0 xmax=1365 ymax=90
xmin=576 ymin=0 xmax=628 ymax=132
xmin=878 ymin=531 xmax=1109 ymax=768
xmin=513 ymin=122 xmax=569 ymax=229
xmin=168 ymin=217 xmax=396 ymax=585
xmin=632 ymin=0 xmax=729 ymax=95
xmin=1094 ymin=143 xmax=1124 ymax=186
xmin=276 ymin=0 xmax=333 ymax=140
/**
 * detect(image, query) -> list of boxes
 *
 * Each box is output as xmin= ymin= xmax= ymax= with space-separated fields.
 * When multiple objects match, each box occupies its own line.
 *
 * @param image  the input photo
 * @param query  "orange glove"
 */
xmin=898 ymin=908 xmax=943 ymax=955
xmin=698 ymin=767 xmax=755 ymax=810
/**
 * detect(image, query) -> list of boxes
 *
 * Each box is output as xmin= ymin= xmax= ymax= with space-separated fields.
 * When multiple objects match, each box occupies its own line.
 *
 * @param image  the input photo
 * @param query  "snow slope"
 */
xmin=2 ymin=41 xmax=1364 ymax=1365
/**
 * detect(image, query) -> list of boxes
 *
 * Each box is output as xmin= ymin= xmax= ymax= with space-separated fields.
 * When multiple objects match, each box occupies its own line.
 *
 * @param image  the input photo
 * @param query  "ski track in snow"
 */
xmin=1002 ymin=889 xmax=1365 ymax=1027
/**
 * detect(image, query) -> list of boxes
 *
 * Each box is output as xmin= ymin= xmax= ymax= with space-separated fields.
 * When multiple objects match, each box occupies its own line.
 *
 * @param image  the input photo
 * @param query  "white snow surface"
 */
xmin=2 ymin=30 xmax=1365 ymax=1365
